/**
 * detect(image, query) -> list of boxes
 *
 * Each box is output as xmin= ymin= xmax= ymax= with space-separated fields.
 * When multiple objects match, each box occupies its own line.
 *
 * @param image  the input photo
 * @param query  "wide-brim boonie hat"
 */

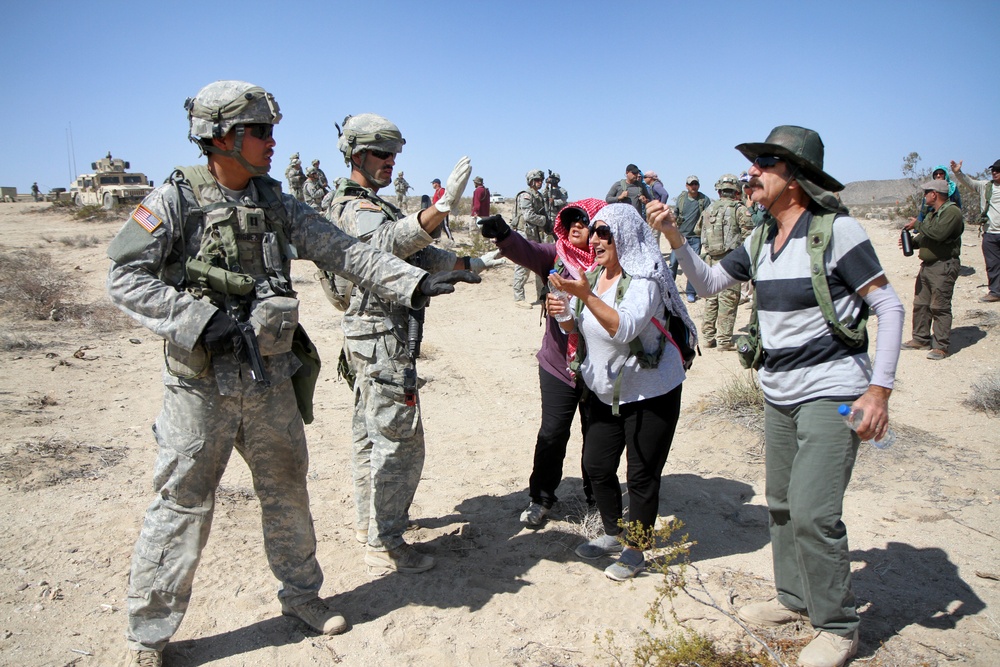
xmin=736 ymin=125 xmax=844 ymax=192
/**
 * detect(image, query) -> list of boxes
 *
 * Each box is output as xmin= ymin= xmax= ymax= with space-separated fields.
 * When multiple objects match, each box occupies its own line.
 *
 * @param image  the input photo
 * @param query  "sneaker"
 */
xmin=979 ymin=293 xmax=1000 ymax=303
xmin=901 ymin=339 xmax=931 ymax=350
xmin=604 ymin=548 xmax=645 ymax=581
xmin=514 ymin=300 xmax=532 ymax=310
xmin=927 ymin=349 xmax=949 ymax=360
xmin=530 ymin=299 xmax=545 ymax=306
xmin=574 ymin=533 xmax=624 ymax=560
xmin=798 ymin=629 xmax=859 ymax=667
xmin=280 ymin=596 xmax=348 ymax=635
xmin=355 ymin=529 xmax=368 ymax=544
xmin=737 ymin=598 xmax=808 ymax=627
xmin=365 ymin=542 xmax=435 ymax=573
xmin=124 ymin=650 xmax=162 ymax=667
xmin=703 ymin=339 xmax=717 ymax=349
xmin=519 ymin=502 xmax=549 ymax=527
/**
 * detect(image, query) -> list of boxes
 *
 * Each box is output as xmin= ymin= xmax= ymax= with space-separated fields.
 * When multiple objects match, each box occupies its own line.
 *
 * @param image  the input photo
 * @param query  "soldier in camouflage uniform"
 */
xmin=311 ymin=158 xmax=329 ymax=190
xmin=393 ymin=171 xmax=412 ymax=212
xmin=698 ymin=174 xmax=752 ymax=350
xmin=512 ymin=169 xmax=550 ymax=307
xmin=303 ymin=167 xmax=327 ymax=209
xmin=285 ymin=153 xmax=305 ymax=202
xmin=323 ymin=113 xmax=502 ymax=574
xmin=107 ymin=82 xmax=478 ymax=667
xmin=545 ymin=172 xmax=568 ymax=237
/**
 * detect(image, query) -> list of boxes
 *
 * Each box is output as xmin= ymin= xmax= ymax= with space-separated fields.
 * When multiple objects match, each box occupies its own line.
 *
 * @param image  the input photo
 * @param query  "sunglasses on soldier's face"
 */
xmin=753 ymin=155 xmax=783 ymax=169
xmin=243 ymin=124 xmax=274 ymax=140
xmin=369 ymin=149 xmax=394 ymax=160
xmin=589 ymin=225 xmax=614 ymax=242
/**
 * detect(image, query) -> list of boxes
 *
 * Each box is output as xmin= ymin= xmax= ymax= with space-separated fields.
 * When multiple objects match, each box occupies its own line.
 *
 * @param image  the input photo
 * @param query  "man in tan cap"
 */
xmin=647 ymin=125 xmax=904 ymax=667
xmin=900 ymin=179 xmax=964 ymax=359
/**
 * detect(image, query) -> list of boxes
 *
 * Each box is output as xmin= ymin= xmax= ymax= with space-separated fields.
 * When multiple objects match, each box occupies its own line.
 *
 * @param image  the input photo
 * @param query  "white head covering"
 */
xmin=592 ymin=203 xmax=698 ymax=346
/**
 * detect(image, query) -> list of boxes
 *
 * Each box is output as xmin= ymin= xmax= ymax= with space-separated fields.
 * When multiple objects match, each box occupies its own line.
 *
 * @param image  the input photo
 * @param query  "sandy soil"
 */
xmin=0 ymin=201 xmax=997 ymax=667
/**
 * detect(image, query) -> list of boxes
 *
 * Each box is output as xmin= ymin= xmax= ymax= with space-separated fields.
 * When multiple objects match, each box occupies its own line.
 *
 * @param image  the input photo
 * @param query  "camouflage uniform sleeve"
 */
xmin=520 ymin=192 xmax=548 ymax=229
xmin=106 ymin=186 xmax=217 ymax=351
xmin=736 ymin=204 xmax=754 ymax=241
xmin=284 ymin=195 xmax=426 ymax=308
xmin=337 ymin=199 xmax=436 ymax=260
xmin=552 ymin=187 xmax=568 ymax=212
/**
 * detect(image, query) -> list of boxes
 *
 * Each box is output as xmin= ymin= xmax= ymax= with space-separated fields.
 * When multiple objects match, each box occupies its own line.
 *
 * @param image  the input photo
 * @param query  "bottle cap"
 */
xmin=837 ymin=404 xmax=851 ymax=416
xmin=549 ymin=269 xmax=558 ymax=275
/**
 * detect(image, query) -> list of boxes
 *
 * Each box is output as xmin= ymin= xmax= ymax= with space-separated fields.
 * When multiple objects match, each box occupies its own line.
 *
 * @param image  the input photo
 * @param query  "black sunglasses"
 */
xmin=369 ymin=149 xmax=394 ymax=160
xmin=560 ymin=209 xmax=590 ymax=229
xmin=589 ymin=224 xmax=614 ymax=242
xmin=753 ymin=155 xmax=783 ymax=169
xmin=243 ymin=124 xmax=274 ymax=140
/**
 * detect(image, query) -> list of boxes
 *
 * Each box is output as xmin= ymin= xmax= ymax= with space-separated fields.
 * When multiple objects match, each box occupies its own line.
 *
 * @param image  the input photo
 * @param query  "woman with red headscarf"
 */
xmin=480 ymin=198 xmax=606 ymax=526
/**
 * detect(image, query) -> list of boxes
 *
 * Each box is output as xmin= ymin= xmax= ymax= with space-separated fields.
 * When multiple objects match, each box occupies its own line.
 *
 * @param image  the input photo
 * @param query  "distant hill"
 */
xmin=840 ymin=178 xmax=918 ymax=206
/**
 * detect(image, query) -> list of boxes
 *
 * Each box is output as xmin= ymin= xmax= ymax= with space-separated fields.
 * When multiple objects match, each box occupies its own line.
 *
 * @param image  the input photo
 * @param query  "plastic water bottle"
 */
xmin=838 ymin=404 xmax=896 ymax=449
xmin=549 ymin=269 xmax=572 ymax=323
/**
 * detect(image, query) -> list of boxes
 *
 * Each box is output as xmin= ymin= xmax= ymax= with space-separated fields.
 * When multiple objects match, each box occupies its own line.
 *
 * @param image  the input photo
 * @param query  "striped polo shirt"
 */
xmin=720 ymin=210 xmax=885 ymax=407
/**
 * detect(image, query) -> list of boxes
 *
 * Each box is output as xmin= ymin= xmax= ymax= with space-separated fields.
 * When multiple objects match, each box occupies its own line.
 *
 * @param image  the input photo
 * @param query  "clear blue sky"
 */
xmin=4 ymin=1 xmax=996 ymax=202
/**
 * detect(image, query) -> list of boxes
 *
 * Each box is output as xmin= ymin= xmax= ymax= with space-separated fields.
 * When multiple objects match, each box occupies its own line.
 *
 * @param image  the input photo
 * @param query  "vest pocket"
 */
xmin=251 ymin=297 xmax=300 ymax=355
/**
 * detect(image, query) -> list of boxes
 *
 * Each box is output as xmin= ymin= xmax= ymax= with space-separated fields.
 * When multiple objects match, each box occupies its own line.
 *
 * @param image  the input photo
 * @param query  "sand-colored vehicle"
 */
xmin=69 ymin=153 xmax=154 ymax=209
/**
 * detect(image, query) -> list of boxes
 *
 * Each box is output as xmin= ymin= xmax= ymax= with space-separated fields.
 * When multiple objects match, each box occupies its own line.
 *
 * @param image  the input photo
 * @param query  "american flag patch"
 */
xmin=358 ymin=201 xmax=381 ymax=211
xmin=131 ymin=204 xmax=162 ymax=233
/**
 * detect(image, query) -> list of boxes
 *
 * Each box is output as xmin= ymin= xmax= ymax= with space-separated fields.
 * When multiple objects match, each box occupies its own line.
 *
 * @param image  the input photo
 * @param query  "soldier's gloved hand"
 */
xmin=434 ymin=156 xmax=472 ymax=213
xmin=201 ymin=311 xmax=239 ymax=354
xmin=418 ymin=270 xmax=482 ymax=296
xmin=469 ymin=249 xmax=506 ymax=274
xmin=479 ymin=215 xmax=511 ymax=241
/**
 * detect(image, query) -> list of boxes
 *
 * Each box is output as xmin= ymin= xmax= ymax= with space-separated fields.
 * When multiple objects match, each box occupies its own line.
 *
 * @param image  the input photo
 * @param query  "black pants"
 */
xmin=528 ymin=367 xmax=592 ymax=508
xmin=582 ymin=386 xmax=682 ymax=540
xmin=983 ymin=232 xmax=1000 ymax=297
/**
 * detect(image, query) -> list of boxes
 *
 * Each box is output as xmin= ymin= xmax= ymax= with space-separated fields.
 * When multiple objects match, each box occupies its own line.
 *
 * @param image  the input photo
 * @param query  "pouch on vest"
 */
xmin=291 ymin=326 xmax=321 ymax=424
xmin=164 ymin=340 xmax=211 ymax=380
xmin=250 ymin=296 xmax=299 ymax=356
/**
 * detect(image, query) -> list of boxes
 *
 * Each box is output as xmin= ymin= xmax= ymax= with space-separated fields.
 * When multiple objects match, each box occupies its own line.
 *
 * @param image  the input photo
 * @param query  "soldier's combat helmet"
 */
xmin=525 ymin=169 xmax=543 ymax=184
xmin=715 ymin=173 xmax=741 ymax=194
xmin=549 ymin=172 xmax=561 ymax=182
xmin=336 ymin=114 xmax=405 ymax=188
xmin=185 ymin=80 xmax=281 ymax=175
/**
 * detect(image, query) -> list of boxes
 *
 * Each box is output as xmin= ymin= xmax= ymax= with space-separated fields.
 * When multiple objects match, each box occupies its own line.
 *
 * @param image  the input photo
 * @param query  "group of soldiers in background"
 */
xmin=511 ymin=170 xmax=568 ymax=307
xmin=284 ymin=153 xmax=329 ymax=208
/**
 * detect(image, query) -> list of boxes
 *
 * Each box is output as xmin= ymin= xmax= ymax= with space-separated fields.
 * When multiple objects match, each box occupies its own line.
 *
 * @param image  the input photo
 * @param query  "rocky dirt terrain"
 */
xmin=0 ymin=199 xmax=997 ymax=666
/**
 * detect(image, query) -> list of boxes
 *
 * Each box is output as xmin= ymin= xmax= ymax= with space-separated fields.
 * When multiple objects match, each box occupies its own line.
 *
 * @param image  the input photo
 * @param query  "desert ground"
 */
xmin=0 ymin=199 xmax=997 ymax=667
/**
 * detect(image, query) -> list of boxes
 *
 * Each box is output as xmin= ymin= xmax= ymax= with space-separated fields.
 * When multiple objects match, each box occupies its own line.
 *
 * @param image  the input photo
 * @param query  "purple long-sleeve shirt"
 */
xmin=496 ymin=232 xmax=575 ymax=386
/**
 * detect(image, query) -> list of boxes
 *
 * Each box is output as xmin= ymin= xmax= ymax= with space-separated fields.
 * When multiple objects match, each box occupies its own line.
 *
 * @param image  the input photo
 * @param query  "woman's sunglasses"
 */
xmin=589 ymin=225 xmax=613 ymax=242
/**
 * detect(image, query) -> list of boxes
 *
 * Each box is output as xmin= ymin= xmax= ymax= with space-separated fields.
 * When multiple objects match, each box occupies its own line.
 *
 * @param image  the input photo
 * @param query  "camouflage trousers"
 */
xmin=395 ymin=192 xmax=407 ymax=212
xmin=512 ymin=227 xmax=547 ymax=302
xmin=345 ymin=330 xmax=425 ymax=550
xmin=126 ymin=373 xmax=321 ymax=652
xmin=289 ymin=184 xmax=304 ymax=203
xmin=702 ymin=255 xmax=741 ymax=345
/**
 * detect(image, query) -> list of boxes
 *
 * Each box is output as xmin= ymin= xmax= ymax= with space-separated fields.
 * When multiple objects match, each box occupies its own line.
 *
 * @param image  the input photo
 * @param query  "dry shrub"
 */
xmin=0 ymin=436 xmax=126 ymax=491
xmin=706 ymin=371 xmax=765 ymax=437
xmin=57 ymin=235 xmax=102 ymax=248
xmin=0 ymin=332 xmax=45 ymax=351
xmin=965 ymin=372 xmax=1000 ymax=415
xmin=0 ymin=249 xmax=76 ymax=320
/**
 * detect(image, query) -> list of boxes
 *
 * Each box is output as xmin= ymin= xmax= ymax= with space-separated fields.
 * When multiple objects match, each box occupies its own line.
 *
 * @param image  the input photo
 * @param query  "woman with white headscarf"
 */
xmin=549 ymin=203 xmax=697 ymax=581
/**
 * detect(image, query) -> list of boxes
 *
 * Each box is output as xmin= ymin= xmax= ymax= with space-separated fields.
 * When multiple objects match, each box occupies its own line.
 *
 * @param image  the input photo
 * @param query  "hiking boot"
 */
xmin=703 ymin=339 xmax=717 ymax=349
xmin=124 ymin=650 xmax=162 ymax=667
xmin=519 ymin=502 xmax=549 ymax=527
xmin=797 ymin=629 xmax=859 ymax=667
xmin=718 ymin=341 xmax=736 ymax=352
xmin=530 ymin=298 xmax=545 ymax=306
xmin=737 ymin=598 xmax=808 ymax=627
xmin=927 ymin=349 xmax=949 ymax=360
xmin=281 ymin=596 xmax=348 ymax=635
xmin=604 ymin=548 xmax=645 ymax=581
xmin=514 ymin=300 xmax=532 ymax=310
xmin=574 ymin=533 xmax=624 ymax=560
xmin=979 ymin=293 xmax=1000 ymax=303
xmin=901 ymin=339 xmax=931 ymax=350
xmin=365 ymin=542 xmax=435 ymax=573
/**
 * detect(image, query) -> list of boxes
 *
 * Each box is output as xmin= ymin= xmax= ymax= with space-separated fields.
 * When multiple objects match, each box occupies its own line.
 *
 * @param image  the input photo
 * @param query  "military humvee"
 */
xmin=69 ymin=153 xmax=154 ymax=209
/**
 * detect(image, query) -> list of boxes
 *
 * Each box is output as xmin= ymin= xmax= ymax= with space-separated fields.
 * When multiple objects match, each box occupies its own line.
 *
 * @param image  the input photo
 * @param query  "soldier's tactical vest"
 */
xmin=318 ymin=178 xmax=403 ymax=312
xmin=511 ymin=189 xmax=544 ymax=231
xmin=701 ymin=199 xmax=744 ymax=258
xmin=170 ymin=164 xmax=299 ymax=356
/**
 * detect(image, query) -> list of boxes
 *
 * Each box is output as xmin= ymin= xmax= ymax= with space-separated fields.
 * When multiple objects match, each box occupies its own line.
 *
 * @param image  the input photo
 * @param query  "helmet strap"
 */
xmin=203 ymin=125 xmax=269 ymax=176
xmin=353 ymin=150 xmax=390 ymax=190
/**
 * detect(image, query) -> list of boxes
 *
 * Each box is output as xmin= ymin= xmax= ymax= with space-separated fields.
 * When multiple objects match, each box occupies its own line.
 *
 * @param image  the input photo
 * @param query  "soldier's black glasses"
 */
xmin=753 ymin=155 xmax=783 ymax=169
xmin=369 ymin=149 xmax=394 ymax=160
xmin=589 ymin=225 xmax=614 ymax=243
xmin=244 ymin=124 xmax=274 ymax=140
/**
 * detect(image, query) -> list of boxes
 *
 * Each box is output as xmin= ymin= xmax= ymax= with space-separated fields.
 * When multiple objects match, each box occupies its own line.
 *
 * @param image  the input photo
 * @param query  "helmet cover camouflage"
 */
xmin=715 ymin=173 xmax=741 ymax=192
xmin=186 ymin=80 xmax=281 ymax=142
xmin=525 ymin=169 xmax=543 ymax=184
xmin=337 ymin=113 xmax=405 ymax=164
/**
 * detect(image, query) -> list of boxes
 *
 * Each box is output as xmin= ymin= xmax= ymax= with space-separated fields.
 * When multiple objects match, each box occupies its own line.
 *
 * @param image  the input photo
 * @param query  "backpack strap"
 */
xmin=807 ymin=211 xmax=868 ymax=347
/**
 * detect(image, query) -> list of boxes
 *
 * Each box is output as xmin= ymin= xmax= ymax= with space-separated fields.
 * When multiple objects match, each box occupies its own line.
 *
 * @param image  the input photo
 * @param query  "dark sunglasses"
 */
xmin=243 ymin=124 xmax=274 ymax=140
xmin=560 ymin=210 xmax=590 ymax=229
xmin=369 ymin=149 xmax=394 ymax=160
xmin=589 ymin=224 xmax=614 ymax=242
xmin=753 ymin=155 xmax=783 ymax=169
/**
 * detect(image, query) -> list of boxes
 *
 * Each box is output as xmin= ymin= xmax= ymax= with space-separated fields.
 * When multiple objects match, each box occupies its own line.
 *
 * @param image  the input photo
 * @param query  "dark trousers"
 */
xmin=669 ymin=236 xmax=701 ymax=298
xmin=912 ymin=257 xmax=959 ymax=351
xmin=582 ymin=386 xmax=682 ymax=540
xmin=983 ymin=232 xmax=1000 ymax=297
xmin=529 ymin=367 xmax=592 ymax=508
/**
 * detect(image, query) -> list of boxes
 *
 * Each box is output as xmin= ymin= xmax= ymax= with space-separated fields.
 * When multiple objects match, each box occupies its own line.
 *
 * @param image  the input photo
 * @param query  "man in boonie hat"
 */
xmin=646 ymin=125 xmax=905 ymax=667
